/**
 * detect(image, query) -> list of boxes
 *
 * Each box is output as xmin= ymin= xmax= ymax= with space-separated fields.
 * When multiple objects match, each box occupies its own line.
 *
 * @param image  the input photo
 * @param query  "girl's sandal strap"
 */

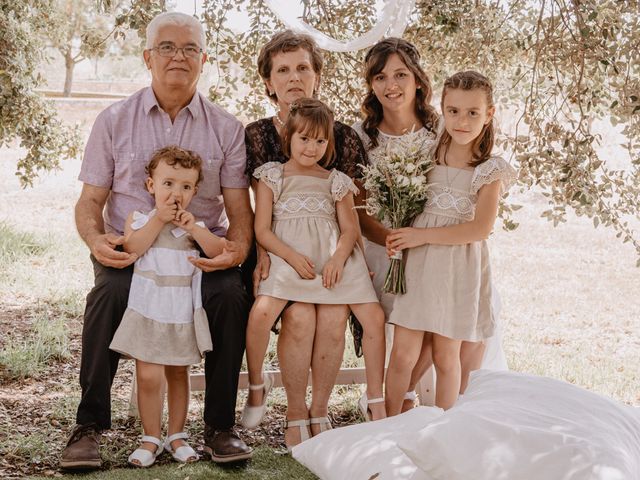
xmin=248 ymin=382 xmax=265 ymax=391
xmin=367 ymin=397 xmax=385 ymax=404
xmin=404 ymin=391 xmax=418 ymax=401
xmin=165 ymin=432 xmax=188 ymax=444
xmin=141 ymin=435 xmax=163 ymax=448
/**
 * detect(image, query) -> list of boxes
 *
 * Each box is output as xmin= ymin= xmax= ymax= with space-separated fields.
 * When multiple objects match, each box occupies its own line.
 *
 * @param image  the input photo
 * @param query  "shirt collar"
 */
xmin=142 ymin=86 xmax=202 ymax=120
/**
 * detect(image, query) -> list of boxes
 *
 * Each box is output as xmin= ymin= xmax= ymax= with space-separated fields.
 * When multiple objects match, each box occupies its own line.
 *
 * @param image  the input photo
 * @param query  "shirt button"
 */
xmin=166 ymin=128 xmax=171 ymax=133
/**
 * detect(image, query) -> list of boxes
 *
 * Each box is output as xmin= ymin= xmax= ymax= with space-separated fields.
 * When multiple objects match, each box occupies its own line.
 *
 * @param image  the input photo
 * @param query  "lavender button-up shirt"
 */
xmin=79 ymin=87 xmax=249 ymax=236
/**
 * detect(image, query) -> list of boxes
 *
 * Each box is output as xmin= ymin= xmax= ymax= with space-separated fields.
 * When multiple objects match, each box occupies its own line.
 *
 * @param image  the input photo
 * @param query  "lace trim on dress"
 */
xmin=253 ymin=161 xmax=284 ymax=200
xmin=470 ymin=156 xmax=517 ymax=196
xmin=329 ymin=170 xmax=359 ymax=201
xmin=274 ymin=192 xmax=335 ymax=218
xmin=424 ymin=186 xmax=475 ymax=221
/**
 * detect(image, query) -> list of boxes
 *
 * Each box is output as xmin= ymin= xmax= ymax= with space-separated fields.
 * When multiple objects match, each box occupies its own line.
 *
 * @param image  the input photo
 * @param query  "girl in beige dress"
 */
xmin=384 ymin=71 xmax=516 ymax=414
xmin=242 ymin=99 xmax=387 ymax=446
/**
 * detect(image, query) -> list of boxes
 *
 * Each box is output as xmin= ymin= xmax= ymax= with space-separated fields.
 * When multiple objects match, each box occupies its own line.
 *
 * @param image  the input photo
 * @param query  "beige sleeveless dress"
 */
xmin=388 ymin=156 xmax=516 ymax=341
xmin=254 ymin=162 xmax=378 ymax=305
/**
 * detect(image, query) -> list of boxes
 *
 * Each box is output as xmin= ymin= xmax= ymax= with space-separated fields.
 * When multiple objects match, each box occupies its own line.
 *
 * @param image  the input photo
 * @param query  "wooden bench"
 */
xmin=128 ymin=366 xmax=435 ymax=416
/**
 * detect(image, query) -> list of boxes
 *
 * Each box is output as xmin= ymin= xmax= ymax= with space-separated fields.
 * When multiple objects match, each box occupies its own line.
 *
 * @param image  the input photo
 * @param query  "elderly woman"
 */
xmin=242 ymin=31 xmax=368 ymax=450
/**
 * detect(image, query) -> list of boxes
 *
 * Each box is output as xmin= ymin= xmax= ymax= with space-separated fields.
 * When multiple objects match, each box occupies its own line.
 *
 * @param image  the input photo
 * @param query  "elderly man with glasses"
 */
xmin=60 ymin=11 xmax=254 ymax=469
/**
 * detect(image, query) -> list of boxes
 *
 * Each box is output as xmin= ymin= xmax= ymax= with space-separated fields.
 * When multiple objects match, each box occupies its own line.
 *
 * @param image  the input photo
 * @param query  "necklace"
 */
xmin=443 ymin=151 xmax=464 ymax=194
xmin=273 ymin=112 xmax=286 ymax=129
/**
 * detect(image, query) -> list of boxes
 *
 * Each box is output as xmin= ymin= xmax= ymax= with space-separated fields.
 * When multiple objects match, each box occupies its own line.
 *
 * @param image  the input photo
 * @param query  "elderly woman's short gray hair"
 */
xmin=145 ymin=12 xmax=206 ymax=50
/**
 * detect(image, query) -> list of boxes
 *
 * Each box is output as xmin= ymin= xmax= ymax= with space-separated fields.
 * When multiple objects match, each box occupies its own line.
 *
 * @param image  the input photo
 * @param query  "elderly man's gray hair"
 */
xmin=146 ymin=12 xmax=206 ymax=50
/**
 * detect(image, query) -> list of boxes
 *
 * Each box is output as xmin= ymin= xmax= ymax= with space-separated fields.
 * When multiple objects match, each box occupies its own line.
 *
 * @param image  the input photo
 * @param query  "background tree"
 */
xmin=48 ymin=0 xmax=113 ymax=96
xmin=0 ymin=0 xmax=80 ymax=186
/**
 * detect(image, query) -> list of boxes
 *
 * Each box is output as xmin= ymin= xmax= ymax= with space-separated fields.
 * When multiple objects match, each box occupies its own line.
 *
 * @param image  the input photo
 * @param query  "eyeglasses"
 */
xmin=152 ymin=43 xmax=203 ymax=58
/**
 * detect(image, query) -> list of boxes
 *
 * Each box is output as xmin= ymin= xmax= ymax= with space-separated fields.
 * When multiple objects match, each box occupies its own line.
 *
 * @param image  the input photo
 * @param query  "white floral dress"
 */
xmin=388 ymin=156 xmax=517 ymax=341
xmin=254 ymin=162 xmax=378 ymax=304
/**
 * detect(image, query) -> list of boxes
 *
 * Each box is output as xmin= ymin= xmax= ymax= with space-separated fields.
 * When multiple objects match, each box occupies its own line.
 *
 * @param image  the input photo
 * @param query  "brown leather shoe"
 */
xmin=203 ymin=426 xmax=253 ymax=463
xmin=60 ymin=424 xmax=102 ymax=470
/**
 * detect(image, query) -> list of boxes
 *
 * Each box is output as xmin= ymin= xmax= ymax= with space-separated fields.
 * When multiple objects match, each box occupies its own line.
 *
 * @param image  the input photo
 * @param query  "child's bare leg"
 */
xmin=134 ymin=360 xmax=164 ymax=460
xmin=164 ymin=365 xmax=195 ymax=458
xmin=351 ymin=302 xmax=386 ymax=420
xmin=385 ymin=325 xmax=424 ymax=417
xmin=246 ymin=296 xmax=287 ymax=406
xmin=309 ymin=304 xmax=349 ymax=436
xmin=459 ymin=340 xmax=485 ymax=394
xmin=404 ymin=333 xmax=434 ymax=412
xmin=432 ymin=334 xmax=462 ymax=410
xmin=279 ymin=303 xmax=316 ymax=448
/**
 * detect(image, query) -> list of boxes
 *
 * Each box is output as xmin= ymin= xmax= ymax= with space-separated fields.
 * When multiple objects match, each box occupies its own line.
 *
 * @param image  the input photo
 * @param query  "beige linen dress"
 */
xmin=254 ymin=162 xmax=378 ymax=305
xmin=388 ymin=156 xmax=517 ymax=341
xmin=109 ymin=210 xmax=212 ymax=365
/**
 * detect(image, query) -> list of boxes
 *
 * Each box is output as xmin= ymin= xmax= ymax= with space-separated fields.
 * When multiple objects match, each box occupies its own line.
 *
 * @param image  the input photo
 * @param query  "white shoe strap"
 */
xmin=248 ymin=382 xmax=265 ymax=390
xmin=141 ymin=435 xmax=163 ymax=448
xmin=367 ymin=397 xmax=385 ymax=404
xmin=404 ymin=391 xmax=418 ymax=401
xmin=165 ymin=432 xmax=188 ymax=443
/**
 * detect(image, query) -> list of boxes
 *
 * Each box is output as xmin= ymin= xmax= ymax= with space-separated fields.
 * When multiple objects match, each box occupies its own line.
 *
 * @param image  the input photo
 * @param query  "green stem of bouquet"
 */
xmin=383 ymin=178 xmax=407 ymax=294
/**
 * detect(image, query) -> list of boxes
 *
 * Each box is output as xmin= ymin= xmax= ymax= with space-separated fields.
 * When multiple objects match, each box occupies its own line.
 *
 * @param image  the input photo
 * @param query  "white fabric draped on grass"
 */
xmin=264 ymin=0 xmax=416 ymax=52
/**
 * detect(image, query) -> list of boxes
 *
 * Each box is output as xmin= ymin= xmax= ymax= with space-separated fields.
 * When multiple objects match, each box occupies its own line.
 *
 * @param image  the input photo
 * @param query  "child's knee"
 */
xmin=389 ymin=346 xmax=419 ymax=371
xmin=164 ymin=365 xmax=189 ymax=382
xmin=432 ymin=347 xmax=460 ymax=372
xmin=136 ymin=366 xmax=164 ymax=391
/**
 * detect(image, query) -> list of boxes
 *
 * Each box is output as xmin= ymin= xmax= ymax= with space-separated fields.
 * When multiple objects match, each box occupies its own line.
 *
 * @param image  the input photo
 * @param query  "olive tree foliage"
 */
xmin=13 ymin=0 xmax=640 ymax=261
xmin=1 ymin=0 xmax=81 ymax=187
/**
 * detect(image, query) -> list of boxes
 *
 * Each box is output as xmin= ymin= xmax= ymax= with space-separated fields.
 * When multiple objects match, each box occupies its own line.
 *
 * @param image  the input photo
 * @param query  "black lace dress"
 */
xmin=245 ymin=117 xmax=367 ymax=354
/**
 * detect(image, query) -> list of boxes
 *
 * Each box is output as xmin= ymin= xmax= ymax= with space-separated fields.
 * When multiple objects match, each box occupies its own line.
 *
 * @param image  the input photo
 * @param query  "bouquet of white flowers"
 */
xmin=360 ymin=133 xmax=435 ymax=294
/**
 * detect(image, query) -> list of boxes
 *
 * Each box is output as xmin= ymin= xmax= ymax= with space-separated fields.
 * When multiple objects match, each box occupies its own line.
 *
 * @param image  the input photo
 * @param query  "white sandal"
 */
xmin=164 ymin=432 xmax=198 ymax=463
xmin=283 ymin=418 xmax=311 ymax=453
xmin=309 ymin=416 xmax=332 ymax=435
xmin=358 ymin=394 xmax=385 ymax=421
xmin=128 ymin=435 xmax=163 ymax=468
xmin=240 ymin=372 xmax=274 ymax=429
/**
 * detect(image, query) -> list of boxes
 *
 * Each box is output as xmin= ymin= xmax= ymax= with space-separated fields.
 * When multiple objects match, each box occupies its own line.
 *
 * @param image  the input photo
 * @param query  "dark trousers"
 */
xmin=76 ymin=255 xmax=250 ymax=431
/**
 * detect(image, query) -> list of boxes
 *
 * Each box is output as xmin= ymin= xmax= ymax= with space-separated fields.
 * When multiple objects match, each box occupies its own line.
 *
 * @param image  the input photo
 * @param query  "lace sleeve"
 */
xmin=471 ymin=156 xmax=517 ymax=196
xmin=331 ymin=121 xmax=368 ymax=180
xmin=330 ymin=170 xmax=359 ymax=201
xmin=253 ymin=162 xmax=283 ymax=200
xmin=245 ymin=119 xmax=287 ymax=176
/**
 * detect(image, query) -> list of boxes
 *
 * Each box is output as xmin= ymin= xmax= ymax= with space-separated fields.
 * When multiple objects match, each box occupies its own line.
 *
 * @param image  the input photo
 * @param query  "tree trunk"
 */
xmin=63 ymin=49 xmax=74 ymax=97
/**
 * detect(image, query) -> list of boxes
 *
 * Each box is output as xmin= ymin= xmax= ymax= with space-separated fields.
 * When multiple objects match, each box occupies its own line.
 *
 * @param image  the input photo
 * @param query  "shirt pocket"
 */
xmin=113 ymin=149 xmax=154 ymax=194
xmin=197 ymin=154 xmax=222 ymax=200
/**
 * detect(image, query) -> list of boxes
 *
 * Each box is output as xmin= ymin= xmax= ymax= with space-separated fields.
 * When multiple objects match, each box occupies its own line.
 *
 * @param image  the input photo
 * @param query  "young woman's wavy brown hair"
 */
xmin=361 ymin=38 xmax=439 ymax=149
xmin=281 ymin=98 xmax=335 ymax=167
xmin=434 ymin=71 xmax=495 ymax=168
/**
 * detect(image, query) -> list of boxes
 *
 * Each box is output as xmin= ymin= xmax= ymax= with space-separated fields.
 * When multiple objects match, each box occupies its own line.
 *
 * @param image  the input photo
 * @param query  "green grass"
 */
xmin=29 ymin=447 xmax=317 ymax=479
xmin=0 ymin=309 xmax=71 ymax=379
xmin=0 ymin=221 xmax=48 ymax=263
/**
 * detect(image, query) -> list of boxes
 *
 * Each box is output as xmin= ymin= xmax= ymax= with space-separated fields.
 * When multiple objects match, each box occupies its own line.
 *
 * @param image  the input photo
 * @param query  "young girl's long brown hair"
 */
xmin=434 ymin=71 xmax=496 ymax=168
xmin=361 ymin=38 xmax=439 ymax=149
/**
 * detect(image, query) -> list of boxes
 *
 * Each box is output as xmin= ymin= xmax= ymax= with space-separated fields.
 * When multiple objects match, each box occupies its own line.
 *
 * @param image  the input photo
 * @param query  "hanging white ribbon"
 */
xmin=264 ymin=0 xmax=416 ymax=52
